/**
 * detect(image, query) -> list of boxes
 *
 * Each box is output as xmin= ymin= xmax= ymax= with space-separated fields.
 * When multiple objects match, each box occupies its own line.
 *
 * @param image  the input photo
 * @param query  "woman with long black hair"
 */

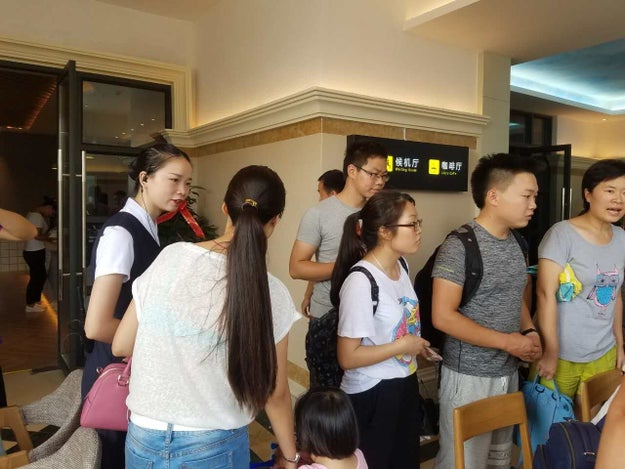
xmin=113 ymin=165 xmax=300 ymax=468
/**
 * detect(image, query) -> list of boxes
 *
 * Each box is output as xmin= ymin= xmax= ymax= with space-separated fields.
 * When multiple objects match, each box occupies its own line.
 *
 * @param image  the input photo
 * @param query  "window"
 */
xmin=82 ymin=78 xmax=171 ymax=148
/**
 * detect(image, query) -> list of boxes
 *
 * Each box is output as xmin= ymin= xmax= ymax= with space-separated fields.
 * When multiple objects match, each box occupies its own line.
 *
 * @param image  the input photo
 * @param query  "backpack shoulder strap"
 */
xmin=398 ymin=256 xmax=409 ymax=275
xmin=349 ymin=265 xmax=379 ymax=315
xmin=511 ymin=229 xmax=529 ymax=264
xmin=449 ymin=223 xmax=482 ymax=307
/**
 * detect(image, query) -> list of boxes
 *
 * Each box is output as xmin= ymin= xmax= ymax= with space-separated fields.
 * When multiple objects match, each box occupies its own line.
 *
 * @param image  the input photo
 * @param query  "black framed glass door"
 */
xmin=57 ymin=60 xmax=85 ymax=370
xmin=56 ymin=62 xmax=172 ymax=370
xmin=510 ymin=144 xmax=572 ymax=265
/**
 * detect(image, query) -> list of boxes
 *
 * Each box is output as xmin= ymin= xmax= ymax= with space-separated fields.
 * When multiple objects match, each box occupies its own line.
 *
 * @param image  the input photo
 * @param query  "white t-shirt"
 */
xmin=127 ymin=242 xmax=301 ymax=429
xmin=23 ymin=212 xmax=47 ymax=251
xmin=338 ymin=259 xmax=420 ymax=394
xmin=94 ymin=198 xmax=159 ymax=282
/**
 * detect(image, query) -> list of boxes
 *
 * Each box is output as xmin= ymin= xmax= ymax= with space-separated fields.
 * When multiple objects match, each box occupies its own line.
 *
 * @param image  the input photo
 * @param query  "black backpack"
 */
xmin=533 ymin=421 xmax=601 ymax=469
xmin=305 ymin=259 xmax=408 ymax=388
xmin=414 ymin=224 xmax=528 ymax=349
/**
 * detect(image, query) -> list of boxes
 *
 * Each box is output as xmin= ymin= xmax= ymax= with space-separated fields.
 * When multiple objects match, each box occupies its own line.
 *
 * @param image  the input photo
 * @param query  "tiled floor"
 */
xmin=0 ymin=272 xmax=57 ymax=373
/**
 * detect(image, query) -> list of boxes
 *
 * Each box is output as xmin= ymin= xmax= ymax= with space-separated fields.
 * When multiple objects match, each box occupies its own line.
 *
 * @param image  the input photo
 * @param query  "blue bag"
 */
xmin=533 ymin=421 xmax=601 ymax=469
xmin=516 ymin=375 xmax=575 ymax=453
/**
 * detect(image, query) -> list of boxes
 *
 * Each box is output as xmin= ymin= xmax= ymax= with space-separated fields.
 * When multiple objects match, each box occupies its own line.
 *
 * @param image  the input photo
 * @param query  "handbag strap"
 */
xmin=120 ymin=357 xmax=132 ymax=381
xmin=533 ymin=373 xmax=565 ymax=399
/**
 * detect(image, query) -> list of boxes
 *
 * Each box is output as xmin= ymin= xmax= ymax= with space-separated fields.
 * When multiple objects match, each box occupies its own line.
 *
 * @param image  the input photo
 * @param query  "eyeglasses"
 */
xmin=353 ymin=164 xmax=390 ymax=182
xmin=387 ymin=219 xmax=423 ymax=232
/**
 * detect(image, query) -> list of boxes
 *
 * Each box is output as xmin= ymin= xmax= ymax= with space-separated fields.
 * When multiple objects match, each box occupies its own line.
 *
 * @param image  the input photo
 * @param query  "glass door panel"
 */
xmin=84 ymin=153 xmax=134 ymax=290
xmin=510 ymin=144 xmax=572 ymax=265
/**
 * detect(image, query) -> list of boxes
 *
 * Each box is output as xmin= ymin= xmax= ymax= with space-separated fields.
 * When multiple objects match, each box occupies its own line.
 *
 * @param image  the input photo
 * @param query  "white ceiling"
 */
xmin=404 ymin=0 xmax=625 ymax=64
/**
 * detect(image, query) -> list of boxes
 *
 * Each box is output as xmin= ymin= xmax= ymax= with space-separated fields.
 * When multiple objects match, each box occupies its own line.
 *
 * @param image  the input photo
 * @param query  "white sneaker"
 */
xmin=25 ymin=304 xmax=44 ymax=313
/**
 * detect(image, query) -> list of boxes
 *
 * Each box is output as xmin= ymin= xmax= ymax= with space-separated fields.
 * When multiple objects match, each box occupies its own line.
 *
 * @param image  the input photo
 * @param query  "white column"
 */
xmin=477 ymin=51 xmax=511 ymax=155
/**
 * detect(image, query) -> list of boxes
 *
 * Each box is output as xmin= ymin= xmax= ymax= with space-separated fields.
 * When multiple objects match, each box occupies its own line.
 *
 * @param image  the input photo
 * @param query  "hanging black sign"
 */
xmin=347 ymin=135 xmax=469 ymax=192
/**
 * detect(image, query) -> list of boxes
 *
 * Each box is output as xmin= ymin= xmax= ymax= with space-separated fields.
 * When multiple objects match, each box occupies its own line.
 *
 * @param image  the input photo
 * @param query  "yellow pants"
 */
xmin=536 ymin=346 xmax=617 ymax=398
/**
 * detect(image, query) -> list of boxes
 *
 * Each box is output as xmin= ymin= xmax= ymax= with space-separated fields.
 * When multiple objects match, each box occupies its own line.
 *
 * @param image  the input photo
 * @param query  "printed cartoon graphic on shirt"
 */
xmin=393 ymin=296 xmax=420 ymax=371
xmin=586 ymin=264 xmax=619 ymax=316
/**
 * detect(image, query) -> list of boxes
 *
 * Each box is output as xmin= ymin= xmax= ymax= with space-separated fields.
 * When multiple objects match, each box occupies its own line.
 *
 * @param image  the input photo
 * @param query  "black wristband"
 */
xmin=521 ymin=327 xmax=538 ymax=336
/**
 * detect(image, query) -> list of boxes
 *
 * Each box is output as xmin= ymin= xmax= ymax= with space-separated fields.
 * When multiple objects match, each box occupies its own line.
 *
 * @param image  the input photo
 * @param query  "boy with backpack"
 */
xmin=432 ymin=153 xmax=542 ymax=469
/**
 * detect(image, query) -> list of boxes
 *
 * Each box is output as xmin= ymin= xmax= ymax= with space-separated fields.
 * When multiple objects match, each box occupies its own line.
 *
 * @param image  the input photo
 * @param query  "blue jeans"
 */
xmin=126 ymin=422 xmax=250 ymax=469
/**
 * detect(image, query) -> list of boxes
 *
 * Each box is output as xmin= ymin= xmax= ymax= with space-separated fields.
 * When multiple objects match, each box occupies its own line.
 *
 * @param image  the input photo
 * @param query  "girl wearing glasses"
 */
xmin=330 ymin=190 xmax=430 ymax=469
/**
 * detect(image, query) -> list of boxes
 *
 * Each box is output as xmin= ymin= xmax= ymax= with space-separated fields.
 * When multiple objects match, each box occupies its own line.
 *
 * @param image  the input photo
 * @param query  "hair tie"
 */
xmin=242 ymin=198 xmax=258 ymax=209
xmin=355 ymin=218 xmax=363 ymax=237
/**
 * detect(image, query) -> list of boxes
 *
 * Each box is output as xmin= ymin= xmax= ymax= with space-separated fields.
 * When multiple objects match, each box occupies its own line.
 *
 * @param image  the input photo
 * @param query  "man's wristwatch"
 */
xmin=521 ymin=327 xmax=539 ymax=336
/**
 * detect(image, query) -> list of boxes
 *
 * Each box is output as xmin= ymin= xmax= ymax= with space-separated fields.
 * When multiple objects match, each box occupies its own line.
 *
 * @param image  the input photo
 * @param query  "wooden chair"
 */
xmin=453 ymin=391 xmax=532 ymax=469
xmin=580 ymin=369 xmax=622 ymax=422
xmin=0 ymin=405 xmax=33 ymax=453
xmin=0 ymin=451 xmax=29 ymax=469
xmin=0 ymin=369 xmax=83 ymax=466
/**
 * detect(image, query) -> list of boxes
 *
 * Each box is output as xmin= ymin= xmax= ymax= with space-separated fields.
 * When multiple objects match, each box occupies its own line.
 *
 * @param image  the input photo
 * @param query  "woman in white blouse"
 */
xmin=83 ymin=143 xmax=193 ymax=469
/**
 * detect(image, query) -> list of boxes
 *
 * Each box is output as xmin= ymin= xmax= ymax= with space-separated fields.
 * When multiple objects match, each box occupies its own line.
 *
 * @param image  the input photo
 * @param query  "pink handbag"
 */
xmin=80 ymin=357 xmax=131 ymax=431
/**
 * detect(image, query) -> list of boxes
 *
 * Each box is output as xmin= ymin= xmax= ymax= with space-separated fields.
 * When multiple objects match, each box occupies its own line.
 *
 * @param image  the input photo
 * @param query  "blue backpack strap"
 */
xmin=349 ymin=265 xmax=379 ymax=314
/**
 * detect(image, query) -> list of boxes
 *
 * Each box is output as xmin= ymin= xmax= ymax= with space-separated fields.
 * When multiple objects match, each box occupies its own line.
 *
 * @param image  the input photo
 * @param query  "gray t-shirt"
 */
xmin=296 ymin=195 xmax=359 ymax=318
xmin=432 ymin=221 xmax=527 ymax=377
xmin=539 ymin=220 xmax=625 ymax=362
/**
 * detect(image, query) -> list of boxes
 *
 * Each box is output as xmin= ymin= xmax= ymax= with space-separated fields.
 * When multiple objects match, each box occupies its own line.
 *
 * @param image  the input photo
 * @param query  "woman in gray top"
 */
xmin=536 ymin=159 xmax=625 ymax=399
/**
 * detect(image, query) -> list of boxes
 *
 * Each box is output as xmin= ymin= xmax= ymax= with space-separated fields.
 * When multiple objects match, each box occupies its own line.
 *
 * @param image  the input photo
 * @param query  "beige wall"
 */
xmin=196 ymin=134 xmax=325 ymax=367
xmin=195 ymin=132 xmax=477 ymax=369
xmin=557 ymin=116 xmax=625 ymax=159
xmin=1 ymin=0 xmax=194 ymax=66
xmin=596 ymin=120 xmax=625 ymax=157
xmin=556 ymin=116 xmax=598 ymax=157
xmin=192 ymin=0 xmax=479 ymax=123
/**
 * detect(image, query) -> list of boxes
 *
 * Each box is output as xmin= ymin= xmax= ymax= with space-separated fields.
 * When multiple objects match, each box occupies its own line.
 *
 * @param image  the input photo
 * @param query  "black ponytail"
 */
xmin=330 ymin=213 xmax=365 ymax=308
xmin=222 ymin=166 xmax=286 ymax=412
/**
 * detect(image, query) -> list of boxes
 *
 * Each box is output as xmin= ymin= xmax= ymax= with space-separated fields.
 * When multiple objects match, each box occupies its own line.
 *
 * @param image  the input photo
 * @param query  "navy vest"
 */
xmin=82 ymin=211 xmax=160 ymax=398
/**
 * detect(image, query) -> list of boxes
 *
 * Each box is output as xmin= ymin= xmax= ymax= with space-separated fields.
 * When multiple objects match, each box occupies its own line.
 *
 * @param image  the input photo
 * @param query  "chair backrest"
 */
xmin=0 ymin=406 xmax=33 ymax=452
xmin=21 ymin=426 xmax=101 ymax=469
xmin=0 ymin=450 xmax=30 ymax=469
xmin=453 ymin=391 xmax=532 ymax=469
xmin=19 ymin=369 xmax=83 ymax=462
xmin=580 ymin=369 xmax=622 ymax=422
